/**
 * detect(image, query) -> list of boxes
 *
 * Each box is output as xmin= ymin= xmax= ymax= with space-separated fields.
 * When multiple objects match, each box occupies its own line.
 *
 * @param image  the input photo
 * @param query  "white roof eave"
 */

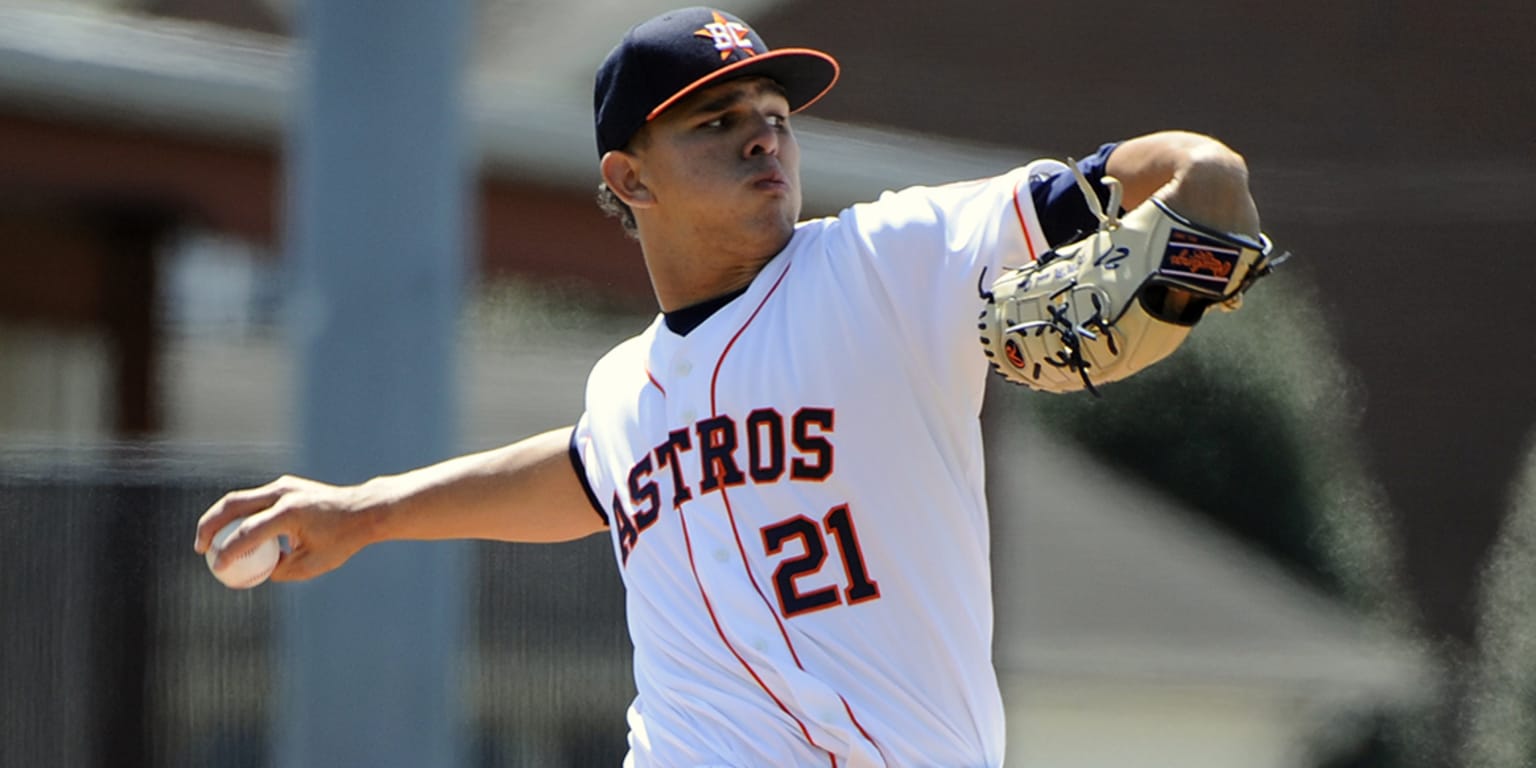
xmin=0 ymin=4 xmax=290 ymax=142
xmin=0 ymin=3 xmax=1041 ymax=214
xmin=988 ymin=418 xmax=1432 ymax=704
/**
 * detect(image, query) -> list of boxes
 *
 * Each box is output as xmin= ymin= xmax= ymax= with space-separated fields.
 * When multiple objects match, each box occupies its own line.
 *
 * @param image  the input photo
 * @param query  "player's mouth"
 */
xmin=750 ymin=169 xmax=790 ymax=193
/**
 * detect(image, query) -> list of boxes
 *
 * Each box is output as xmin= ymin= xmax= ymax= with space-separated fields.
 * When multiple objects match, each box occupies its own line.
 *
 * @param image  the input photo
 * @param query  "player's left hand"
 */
xmin=978 ymin=165 xmax=1283 ymax=395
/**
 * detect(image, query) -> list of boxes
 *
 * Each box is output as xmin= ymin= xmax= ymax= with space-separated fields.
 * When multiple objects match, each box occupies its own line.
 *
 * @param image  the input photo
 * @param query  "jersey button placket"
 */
xmin=673 ymin=354 xmax=698 ymax=423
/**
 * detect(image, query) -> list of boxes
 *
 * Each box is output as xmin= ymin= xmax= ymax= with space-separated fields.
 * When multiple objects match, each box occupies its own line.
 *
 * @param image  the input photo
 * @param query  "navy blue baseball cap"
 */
xmin=593 ymin=7 xmax=840 ymax=157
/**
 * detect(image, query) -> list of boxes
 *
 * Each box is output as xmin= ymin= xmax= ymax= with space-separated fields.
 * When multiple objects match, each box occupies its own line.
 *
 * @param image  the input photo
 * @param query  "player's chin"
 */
xmin=732 ymin=211 xmax=796 ymax=254
xmin=721 ymin=187 xmax=799 ymax=237
xmin=761 ymin=204 xmax=799 ymax=236
xmin=733 ymin=188 xmax=795 ymax=218
xmin=763 ymin=188 xmax=801 ymax=225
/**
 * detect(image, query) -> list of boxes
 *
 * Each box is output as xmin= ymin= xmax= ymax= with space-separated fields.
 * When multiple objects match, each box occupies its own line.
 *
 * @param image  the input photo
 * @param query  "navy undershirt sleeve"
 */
xmin=567 ymin=423 xmax=609 ymax=525
xmin=1028 ymin=142 xmax=1120 ymax=248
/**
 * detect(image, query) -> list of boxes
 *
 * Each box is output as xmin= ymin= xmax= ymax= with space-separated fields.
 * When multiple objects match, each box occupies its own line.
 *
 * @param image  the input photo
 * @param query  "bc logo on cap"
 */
xmin=695 ymin=11 xmax=756 ymax=59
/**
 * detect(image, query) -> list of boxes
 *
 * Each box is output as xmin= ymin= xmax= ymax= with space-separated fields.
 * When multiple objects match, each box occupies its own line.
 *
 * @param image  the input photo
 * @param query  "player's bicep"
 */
xmin=534 ymin=429 xmax=610 ymax=542
xmin=479 ymin=426 xmax=608 ymax=543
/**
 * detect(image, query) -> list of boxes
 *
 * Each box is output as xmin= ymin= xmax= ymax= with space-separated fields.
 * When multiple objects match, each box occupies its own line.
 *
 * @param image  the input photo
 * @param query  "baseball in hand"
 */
xmin=206 ymin=520 xmax=280 ymax=589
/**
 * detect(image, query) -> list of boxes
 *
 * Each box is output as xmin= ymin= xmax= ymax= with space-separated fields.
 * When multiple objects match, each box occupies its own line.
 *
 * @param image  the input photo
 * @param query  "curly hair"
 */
xmin=596 ymin=182 xmax=638 ymax=240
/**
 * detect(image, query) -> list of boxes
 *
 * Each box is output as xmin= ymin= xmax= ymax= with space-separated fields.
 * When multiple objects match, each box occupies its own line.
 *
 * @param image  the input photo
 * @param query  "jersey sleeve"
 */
xmin=818 ymin=158 xmax=1067 ymax=402
xmin=568 ymin=412 xmax=610 ymax=525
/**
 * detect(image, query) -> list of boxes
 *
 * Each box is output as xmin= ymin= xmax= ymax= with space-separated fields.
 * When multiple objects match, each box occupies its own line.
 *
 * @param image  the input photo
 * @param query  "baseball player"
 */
xmin=197 ymin=7 xmax=1275 ymax=766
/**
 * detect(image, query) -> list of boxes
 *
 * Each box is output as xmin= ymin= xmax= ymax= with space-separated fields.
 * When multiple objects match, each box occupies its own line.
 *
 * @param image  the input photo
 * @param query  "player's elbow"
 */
xmin=1188 ymin=135 xmax=1249 ymax=181
xmin=1146 ymin=131 xmax=1260 ymax=234
xmin=1146 ymin=130 xmax=1244 ymax=174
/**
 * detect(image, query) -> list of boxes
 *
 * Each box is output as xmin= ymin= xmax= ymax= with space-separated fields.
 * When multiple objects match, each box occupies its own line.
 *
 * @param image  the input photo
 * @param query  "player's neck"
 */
xmin=645 ymin=255 xmax=769 ymax=313
xmin=639 ymin=231 xmax=786 ymax=313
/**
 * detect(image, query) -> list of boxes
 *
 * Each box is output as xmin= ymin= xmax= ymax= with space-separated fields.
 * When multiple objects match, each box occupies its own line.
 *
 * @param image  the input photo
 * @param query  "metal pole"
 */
xmin=279 ymin=0 xmax=471 ymax=765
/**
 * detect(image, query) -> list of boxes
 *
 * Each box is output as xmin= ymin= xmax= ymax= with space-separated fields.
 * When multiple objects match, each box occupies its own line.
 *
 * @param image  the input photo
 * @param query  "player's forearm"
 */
xmin=363 ymin=426 xmax=605 ymax=545
xmin=1107 ymin=130 xmax=1261 ymax=236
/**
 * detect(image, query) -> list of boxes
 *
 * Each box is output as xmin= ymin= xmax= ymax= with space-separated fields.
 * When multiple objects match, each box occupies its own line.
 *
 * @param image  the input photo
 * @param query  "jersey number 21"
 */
xmin=761 ymin=504 xmax=881 ymax=618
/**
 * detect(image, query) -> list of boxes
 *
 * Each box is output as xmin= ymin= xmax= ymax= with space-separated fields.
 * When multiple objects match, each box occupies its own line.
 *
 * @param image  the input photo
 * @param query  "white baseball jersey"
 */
xmin=571 ymin=159 xmax=1067 ymax=767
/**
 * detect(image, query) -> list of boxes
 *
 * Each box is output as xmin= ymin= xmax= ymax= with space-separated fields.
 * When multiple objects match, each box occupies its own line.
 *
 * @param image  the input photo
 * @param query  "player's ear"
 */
xmin=600 ymin=150 xmax=655 ymax=208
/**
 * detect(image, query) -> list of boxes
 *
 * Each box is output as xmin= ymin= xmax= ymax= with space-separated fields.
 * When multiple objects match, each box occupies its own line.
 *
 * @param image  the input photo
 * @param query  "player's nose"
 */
xmin=743 ymin=114 xmax=780 ymax=158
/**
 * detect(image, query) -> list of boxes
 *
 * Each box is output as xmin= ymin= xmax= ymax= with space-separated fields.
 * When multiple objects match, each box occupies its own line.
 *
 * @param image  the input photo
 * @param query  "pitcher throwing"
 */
xmin=197 ymin=7 xmax=1277 ymax=765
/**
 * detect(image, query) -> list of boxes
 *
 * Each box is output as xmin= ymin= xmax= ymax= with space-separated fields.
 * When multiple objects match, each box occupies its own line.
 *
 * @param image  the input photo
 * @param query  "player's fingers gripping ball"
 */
xmin=979 ymin=162 xmax=1284 ymax=395
xmin=205 ymin=519 xmax=281 ymax=589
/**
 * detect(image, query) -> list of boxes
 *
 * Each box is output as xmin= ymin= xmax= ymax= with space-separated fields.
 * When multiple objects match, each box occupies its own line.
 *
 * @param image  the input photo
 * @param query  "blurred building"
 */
xmin=1 ymin=0 xmax=1494 ymax=765
xmin=989 ymin=421 xmax=1420 ymax=768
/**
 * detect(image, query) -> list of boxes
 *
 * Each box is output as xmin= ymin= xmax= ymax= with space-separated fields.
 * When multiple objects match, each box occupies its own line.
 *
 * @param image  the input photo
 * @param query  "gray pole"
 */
xmin=279 ymin=0 xmax=471 ymax=766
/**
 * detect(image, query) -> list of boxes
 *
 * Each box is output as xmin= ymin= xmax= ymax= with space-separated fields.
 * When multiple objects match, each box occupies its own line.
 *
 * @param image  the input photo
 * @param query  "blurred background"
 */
xmin=0 ymin=0 xmax=1532 ymax=766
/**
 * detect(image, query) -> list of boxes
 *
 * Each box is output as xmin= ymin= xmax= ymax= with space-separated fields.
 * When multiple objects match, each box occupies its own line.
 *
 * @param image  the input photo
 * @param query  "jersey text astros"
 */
xmin=610 ymin=407 xmax=834 ymax=563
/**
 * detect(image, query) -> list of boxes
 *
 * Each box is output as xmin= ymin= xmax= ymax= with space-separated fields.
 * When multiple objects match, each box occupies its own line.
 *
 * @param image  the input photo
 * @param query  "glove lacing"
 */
xmin=1001 ymin=162 xmax=1127 ymax=397
xmin=1004 ymin=281 xmax=1115 ymax=397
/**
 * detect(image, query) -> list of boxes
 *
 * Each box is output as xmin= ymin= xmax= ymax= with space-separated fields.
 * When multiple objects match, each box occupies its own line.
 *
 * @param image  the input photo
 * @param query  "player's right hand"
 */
xmin=194 ymin=475 xmax=383 ymax=582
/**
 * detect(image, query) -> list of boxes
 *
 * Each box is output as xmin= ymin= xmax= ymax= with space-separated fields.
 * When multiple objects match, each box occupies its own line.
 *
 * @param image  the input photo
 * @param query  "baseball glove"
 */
xmin=979 ymin=163 xmax=1283 ymax=395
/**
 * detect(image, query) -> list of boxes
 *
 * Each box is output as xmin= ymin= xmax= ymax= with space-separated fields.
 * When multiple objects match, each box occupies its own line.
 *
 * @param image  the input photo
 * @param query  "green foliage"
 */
xmin=1462 ymin=430 xmax=1536 ymax=767
xmin=462 ymin=276 xmax=653 ymax=351
xmin=994 ymin=270 xmax=1444 ymax=767
xmin=999 ymin=270 xmax=1411 ymax=625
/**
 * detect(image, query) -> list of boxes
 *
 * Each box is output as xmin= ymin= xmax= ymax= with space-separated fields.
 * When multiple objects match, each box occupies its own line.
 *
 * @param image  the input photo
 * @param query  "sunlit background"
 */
xmin=2 ymin=1 xmax=1533 ymax=766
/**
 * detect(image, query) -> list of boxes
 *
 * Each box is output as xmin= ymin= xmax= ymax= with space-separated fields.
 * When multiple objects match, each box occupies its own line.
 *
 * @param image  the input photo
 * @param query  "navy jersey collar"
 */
xmin=662 ymin=285 xmax=750 ymax=336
